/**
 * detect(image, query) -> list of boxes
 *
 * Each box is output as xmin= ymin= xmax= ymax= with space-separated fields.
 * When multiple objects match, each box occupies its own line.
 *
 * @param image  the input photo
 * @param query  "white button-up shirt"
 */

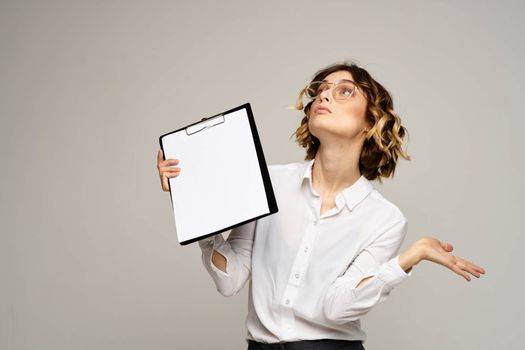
xmin=198 ymin=159 xmax=412 ymax=344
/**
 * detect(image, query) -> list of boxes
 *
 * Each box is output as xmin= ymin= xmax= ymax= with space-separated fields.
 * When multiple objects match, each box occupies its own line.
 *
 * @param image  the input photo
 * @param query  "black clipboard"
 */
xmin=159 ymin=103 xmax=278 ymax=245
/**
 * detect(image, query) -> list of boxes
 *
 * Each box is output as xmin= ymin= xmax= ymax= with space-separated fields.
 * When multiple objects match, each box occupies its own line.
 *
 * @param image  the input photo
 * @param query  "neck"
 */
xmin=311 ymin=142 xmax=362 ymax=197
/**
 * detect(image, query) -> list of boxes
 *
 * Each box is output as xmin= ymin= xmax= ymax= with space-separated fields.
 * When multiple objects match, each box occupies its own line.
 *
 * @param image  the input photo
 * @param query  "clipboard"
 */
xmin=159 ymin=103 xmax=278 ymax=245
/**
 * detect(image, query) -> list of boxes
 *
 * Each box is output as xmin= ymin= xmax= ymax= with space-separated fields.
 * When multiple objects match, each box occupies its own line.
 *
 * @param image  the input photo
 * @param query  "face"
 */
xmin=308 ymin=70 xmax=369 ymax=144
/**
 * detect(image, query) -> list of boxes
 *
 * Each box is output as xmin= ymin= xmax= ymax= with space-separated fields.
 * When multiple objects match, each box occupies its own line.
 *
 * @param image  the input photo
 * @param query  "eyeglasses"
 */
xmin=304 ymin=79 xmax=359 ymax=101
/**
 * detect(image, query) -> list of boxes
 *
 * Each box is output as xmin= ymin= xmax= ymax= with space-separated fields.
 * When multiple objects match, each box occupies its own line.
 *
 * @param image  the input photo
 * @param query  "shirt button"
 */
xmin=285 ymin=299 xmax=290 ymax=305
xmin=313 ymin=220 xmax=318 ymax=225
xmin=304 ymin=247 xmax=309 ymax=253
xmin=295 ymin=273 xmax=300 ymax=279
xmin=208 ymin=241 xmax=214 ymax=247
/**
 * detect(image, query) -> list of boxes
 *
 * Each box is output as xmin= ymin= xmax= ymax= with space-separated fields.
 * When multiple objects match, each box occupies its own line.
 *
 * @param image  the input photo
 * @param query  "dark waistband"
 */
xmin=247 ymin=338 xmax=364 ymax=350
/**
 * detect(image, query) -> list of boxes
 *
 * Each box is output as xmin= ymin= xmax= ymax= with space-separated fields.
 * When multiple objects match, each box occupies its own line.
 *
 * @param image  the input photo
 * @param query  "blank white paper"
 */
xmin=162 ymin=108 xmax=270 ymax=243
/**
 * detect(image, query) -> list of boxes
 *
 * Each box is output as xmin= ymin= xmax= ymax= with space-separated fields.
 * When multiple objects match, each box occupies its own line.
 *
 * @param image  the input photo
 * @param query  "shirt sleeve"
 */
xmin=322 ymin=217 xmax=412 ymax=324
xmin=197 ymin=220 xmax=256 ymax=297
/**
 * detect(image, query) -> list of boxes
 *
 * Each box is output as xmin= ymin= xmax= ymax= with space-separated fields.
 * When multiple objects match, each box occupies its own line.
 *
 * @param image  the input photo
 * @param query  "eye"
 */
xmin=336 ymin=85 xmax=355 ymax=98
xmin=343 ymin=88 xmax=354 ymax=96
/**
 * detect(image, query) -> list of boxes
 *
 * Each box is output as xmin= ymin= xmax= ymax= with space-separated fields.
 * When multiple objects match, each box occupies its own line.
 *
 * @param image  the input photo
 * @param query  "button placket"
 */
xmin=287 ymin=226 xmax=316 ymax=292
xmin=280 ymin=286 xmax=298 ymax=338
xmin=279 ymin=217 xmax=317 ymax=338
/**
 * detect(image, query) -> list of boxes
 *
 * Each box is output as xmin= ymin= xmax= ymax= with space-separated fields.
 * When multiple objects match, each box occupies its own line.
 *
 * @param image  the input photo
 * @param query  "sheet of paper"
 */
xmin=162 ymin=108 xmax=270 ymax=243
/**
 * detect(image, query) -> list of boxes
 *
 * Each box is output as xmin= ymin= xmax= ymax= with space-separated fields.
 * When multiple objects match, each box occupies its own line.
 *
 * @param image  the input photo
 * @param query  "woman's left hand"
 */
xmin=402 ymin=237 xmax=486 ymax=281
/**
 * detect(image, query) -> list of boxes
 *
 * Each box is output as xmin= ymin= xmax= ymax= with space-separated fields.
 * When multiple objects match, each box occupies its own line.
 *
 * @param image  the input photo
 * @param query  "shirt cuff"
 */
xmin=198 ymin=234 xmax=225 ymax=251
xmin=377 ymin=255 xmax=412 ymax=288
xmin=198 ymin=234 xmax=230 ymax=278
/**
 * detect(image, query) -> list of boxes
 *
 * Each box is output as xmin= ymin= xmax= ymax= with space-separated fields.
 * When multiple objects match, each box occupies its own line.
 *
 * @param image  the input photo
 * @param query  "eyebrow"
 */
xmin=321 ymin=78 xmax=356 ymax=84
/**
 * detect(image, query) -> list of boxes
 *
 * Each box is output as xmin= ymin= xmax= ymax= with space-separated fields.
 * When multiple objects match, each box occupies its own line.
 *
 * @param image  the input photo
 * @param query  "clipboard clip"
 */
xmin=185 ymin=113 xmax=225 ymax=135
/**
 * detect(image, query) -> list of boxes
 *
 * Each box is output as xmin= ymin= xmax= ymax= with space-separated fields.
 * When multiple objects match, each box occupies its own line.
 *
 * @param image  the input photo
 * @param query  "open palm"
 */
xmin=416 ymin=237 xmax=486 ymax=281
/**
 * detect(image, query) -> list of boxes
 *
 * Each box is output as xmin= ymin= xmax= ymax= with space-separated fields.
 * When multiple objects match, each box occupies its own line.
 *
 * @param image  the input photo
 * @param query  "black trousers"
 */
xmin=247 ymin=339 xmax=365 ymax=350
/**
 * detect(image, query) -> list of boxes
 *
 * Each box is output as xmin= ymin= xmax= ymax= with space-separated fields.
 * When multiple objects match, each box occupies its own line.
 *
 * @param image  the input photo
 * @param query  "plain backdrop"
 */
xmin=1 ymin=0 xmax=523 ymax=349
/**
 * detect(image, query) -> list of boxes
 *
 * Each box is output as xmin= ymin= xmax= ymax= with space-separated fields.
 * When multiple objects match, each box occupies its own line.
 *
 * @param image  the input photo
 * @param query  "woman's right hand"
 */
xmin=157 ymin=149 xmax=181 ymax=192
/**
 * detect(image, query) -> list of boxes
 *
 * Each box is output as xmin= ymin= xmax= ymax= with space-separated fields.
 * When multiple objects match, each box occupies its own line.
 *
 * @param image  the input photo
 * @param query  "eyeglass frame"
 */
xmin=303 ymin=79 xmax=361 ymax=102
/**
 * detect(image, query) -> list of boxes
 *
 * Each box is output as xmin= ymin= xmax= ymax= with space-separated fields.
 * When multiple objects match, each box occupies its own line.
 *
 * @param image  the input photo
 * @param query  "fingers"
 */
xmin=156 ymin=150 xmax=180 ymax=173
xmin=422 ymin=238 xmax=486 ymax=283
xmin=157 ymin=149 xmax=181 ymax=191
xmin=161 ymin=173 xmax=168 ymax=191
xmin=159 ymin=165 xmax=181 ymax=191
xmin=462 ymin=258 xmax=486 ymax=275
xmin=157 ymin=149 xmax=180 ymax=167
xmin=455 ymin=260 xmax=476 ymax=281
xmin=161 ymin=173 xmax=170 ymax=192
xmin=443 ymin=256 xmax=470 ymax=282
xmin=160 ymin=171 xmax=182 ymax=191
xmin=456 ymin=258 xmax=486 ymax=278
xmin=162 ymin=168 xmax=181 ymax=178
xmin=448 ymin=256 xmax=487 ymax=282
xmin=159 ymin=164 xmax=181 ymax=180
xmin=451 ymin=262 xmax=471 ymax=282
xmin=159 ymin=163 xmax=180 ymax=173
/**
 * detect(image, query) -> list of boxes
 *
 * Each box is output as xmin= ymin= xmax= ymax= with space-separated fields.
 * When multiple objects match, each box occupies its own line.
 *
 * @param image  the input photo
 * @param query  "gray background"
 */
xmin=1 ymin=0 xmax=523 ymax=349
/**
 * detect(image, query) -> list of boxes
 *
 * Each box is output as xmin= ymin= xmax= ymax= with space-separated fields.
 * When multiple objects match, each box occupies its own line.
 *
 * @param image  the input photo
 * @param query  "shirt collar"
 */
xmin=302 ymin=158 xmax=374 ymax=211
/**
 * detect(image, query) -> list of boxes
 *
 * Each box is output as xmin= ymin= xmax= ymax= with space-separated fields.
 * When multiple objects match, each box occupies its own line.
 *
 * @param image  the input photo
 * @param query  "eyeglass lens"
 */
xmin=306 ymin=81 xmax=356 ymax=100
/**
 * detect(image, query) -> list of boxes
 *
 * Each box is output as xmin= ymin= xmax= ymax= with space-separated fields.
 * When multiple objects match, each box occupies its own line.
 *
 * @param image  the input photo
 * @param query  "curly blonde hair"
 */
xmin=291 ymin=62 xmax=410 ymax=182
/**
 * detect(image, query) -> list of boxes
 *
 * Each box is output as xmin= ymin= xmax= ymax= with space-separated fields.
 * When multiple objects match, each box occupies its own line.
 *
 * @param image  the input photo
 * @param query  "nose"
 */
xmin=317 ymin=88 xmax=331 ymax=102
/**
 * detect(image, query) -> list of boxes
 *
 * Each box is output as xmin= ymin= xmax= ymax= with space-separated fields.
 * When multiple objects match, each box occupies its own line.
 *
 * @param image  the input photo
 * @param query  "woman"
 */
xmin=156 ymin=62 xmax=486 ymax=350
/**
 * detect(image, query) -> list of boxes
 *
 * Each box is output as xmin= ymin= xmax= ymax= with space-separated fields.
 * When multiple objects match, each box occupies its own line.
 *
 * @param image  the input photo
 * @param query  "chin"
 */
xmin=309 ymin=117 xmax=334 ymax=132
xmin=311 ymin=125 xmax=359 ymax=143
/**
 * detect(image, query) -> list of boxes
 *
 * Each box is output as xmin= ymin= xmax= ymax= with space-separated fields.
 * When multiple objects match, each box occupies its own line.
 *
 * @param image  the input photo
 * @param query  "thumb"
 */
xmin=157 ymin=149 xmax=164 ymax=163
xmin=441 ymin=242 xmax=453 ymax=252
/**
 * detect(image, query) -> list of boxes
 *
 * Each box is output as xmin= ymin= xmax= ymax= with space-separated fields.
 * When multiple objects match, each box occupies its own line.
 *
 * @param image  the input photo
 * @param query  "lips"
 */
xmin=314 ymin=105 xmax=332 ymax=114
